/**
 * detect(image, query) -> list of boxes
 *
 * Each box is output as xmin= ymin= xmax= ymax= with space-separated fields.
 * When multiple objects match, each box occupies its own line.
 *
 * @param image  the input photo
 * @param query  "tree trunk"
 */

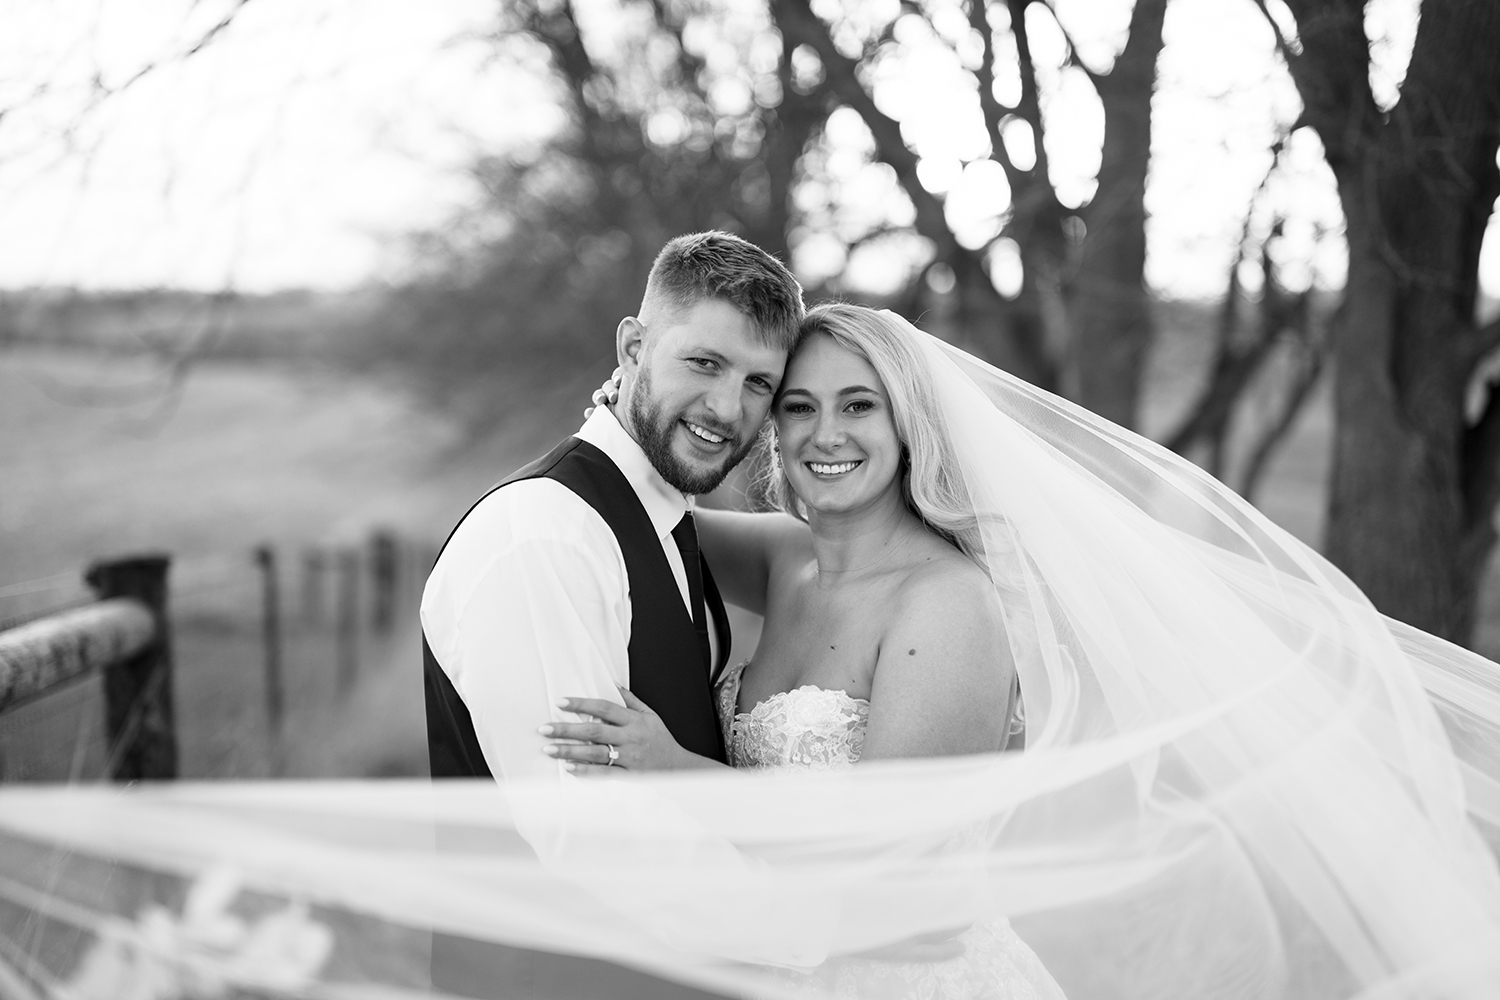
xmin=1069 ymin=0 xmax=1166 ymax=429
xmin=1279 ymin=0 xmax=1500 ymax=642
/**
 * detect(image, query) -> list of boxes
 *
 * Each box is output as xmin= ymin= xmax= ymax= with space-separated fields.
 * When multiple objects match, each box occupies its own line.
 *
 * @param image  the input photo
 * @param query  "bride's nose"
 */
xmin=811 ymin=412 xmax=847 ymax=450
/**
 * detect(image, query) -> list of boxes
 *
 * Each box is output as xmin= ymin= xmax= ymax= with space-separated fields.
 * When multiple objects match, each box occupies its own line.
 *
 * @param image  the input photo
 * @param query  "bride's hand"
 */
xmin=540 ymin=686 xmax=689 ymax=774
xmin=581 ymin=367 xmax=623 ymax=420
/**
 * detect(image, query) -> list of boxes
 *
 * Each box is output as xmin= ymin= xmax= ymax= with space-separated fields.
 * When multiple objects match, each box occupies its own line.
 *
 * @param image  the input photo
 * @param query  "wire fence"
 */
xmin=0 ymin=528 xmax=440 ymax=782
xmin=0 ymin=572 xmax=95 ymax=634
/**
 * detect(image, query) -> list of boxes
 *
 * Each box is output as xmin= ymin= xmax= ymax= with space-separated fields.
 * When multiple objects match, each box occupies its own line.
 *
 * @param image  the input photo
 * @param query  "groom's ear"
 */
xmin=616 ymin=316 xmax=647 ymax=372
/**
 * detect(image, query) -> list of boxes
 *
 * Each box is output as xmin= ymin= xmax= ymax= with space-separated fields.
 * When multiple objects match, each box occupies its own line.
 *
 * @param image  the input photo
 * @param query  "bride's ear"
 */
xmin=616 ymin=316 xmax=646 ymax=373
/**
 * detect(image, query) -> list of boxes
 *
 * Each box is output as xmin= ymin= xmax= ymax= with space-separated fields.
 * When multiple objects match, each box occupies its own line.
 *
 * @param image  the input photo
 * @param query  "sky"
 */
xmin=0 ymin=0 xmax=1495 ymax=302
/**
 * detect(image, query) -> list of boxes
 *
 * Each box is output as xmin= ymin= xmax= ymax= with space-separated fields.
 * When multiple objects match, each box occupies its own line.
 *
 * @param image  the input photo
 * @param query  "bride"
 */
xmin=3 ymin=304 xmax=1500 ymax=1000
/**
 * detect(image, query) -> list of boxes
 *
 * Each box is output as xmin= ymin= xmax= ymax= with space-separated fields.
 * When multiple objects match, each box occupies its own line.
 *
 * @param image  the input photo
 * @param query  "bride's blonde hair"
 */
xmin=759 ymin=303 xmax=983 ymax=562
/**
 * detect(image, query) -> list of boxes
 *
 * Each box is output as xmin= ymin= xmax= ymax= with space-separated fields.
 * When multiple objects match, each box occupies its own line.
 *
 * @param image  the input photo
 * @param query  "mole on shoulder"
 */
xmin=908 ymin=648 xmax=916 ymax=656
xmin=830 ymin=644 xmax=836 ymax=650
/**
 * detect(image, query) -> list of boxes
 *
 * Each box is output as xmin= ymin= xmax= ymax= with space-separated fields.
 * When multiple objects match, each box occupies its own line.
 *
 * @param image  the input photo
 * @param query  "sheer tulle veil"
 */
xmin=3 ymin=314 xmax=1500 ymax=999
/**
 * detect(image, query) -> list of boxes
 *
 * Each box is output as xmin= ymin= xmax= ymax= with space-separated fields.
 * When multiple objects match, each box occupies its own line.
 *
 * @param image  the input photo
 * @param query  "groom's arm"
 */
xmin=421 ymin=481 xmax=631 ymax=782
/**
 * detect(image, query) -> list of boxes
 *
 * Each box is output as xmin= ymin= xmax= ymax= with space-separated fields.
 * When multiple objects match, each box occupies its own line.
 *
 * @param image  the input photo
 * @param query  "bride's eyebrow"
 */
xmin=778 ymin=385 xmax=883 ymax=398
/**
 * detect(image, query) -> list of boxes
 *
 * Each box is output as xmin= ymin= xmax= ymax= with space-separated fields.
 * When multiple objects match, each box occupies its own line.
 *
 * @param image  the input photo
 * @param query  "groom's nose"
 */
xmin=702 ymin=379 xmax=743 ymax=428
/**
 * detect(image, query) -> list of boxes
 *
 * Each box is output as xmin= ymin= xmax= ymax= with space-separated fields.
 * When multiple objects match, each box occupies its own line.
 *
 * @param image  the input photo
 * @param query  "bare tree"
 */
xmin=771 ymin=0 xmax=1166 ymax=425
xmin=1256 ymin=0 xmax=1500 ymax=641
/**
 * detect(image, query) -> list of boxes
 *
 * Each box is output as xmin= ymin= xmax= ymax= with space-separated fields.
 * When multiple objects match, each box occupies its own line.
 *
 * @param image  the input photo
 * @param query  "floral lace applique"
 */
xmin=716 ymin=661 xmax=869 ymax=771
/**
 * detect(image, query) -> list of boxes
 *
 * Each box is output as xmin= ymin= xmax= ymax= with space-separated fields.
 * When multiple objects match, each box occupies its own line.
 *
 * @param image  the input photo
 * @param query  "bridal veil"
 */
xmin=3 ymin=319 xmax=1499 ymax=999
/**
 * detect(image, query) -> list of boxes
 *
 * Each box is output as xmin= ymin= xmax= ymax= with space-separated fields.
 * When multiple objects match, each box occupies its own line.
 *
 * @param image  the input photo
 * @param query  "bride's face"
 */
xmin=775 ymin=333 xmax=905 ymax=517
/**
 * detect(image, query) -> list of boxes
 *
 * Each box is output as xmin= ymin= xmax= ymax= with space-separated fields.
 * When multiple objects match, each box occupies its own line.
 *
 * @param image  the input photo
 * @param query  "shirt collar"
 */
xmin=575 ymin=405 xmax=691 ymax=542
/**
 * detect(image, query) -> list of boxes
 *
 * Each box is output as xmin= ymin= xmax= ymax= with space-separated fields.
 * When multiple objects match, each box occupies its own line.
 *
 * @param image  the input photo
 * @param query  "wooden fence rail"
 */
xmin=0 ymin=554 xmax=176 ymax=782
xmin=3 ymin=533 xmax=434 ymax=781
xmin=0 ymin=600 xmax=153 ymax=709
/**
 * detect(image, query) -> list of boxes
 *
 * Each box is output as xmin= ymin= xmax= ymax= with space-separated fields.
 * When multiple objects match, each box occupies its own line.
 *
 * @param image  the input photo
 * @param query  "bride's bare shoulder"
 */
xmin=893 ymin=545 xmax=1002 ymax=632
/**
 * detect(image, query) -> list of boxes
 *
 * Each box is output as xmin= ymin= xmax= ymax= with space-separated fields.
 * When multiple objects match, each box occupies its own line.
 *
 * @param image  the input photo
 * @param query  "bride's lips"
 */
xmin=805 ymin=459 xmax=863 ymax=479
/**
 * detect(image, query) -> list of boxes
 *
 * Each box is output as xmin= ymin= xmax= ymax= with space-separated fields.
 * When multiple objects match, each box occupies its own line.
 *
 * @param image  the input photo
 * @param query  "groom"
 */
xmin=421 ymin=231 xmax=804 ymax=781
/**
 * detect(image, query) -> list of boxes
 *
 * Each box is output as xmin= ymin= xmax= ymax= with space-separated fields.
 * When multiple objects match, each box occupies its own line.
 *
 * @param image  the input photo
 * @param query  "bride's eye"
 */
xmin=781 ymin=401 xmax=813 ymax=415
xmin=846 ymin=399 xmax=876 ymax=413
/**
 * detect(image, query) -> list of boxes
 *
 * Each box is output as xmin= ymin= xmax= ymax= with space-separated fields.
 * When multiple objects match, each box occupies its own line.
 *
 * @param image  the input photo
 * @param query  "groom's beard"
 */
xmin=629 ymin=368 xmax=756 ymax=496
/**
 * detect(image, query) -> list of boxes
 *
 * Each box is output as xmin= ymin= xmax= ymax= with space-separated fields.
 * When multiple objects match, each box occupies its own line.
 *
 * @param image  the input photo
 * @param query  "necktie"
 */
xmin=671 ymin=512 xmax=712 ymax=672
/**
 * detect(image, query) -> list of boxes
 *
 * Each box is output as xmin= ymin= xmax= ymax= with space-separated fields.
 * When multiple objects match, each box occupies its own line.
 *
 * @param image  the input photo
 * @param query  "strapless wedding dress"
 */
xmin=715 ymin=662 xmax=1066 ymax=1000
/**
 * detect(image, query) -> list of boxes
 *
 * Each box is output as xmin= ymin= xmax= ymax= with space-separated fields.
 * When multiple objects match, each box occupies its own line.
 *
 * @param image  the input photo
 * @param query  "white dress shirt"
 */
xmin=420 ymin=406 xmax=706 ymax=781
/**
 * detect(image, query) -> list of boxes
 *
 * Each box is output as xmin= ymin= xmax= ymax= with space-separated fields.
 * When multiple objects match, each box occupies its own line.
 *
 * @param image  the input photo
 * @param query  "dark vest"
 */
xmin=423 ymin=437 xmax=730 ymax=777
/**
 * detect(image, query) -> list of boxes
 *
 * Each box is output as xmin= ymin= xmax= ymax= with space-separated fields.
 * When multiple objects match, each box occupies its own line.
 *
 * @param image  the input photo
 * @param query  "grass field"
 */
xmin=3 ymin=337 xmax=1497 ymax=780
xmin=0 ymin=345 xmax=571 ymax=779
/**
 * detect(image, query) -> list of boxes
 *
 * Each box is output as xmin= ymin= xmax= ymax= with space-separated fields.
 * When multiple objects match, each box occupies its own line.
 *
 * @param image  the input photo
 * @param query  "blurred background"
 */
xmin=1 ymin=0 xmax=1497 ymax=781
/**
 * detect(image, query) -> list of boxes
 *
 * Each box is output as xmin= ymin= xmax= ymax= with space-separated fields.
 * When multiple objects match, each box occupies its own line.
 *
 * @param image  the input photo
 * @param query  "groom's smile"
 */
xmin=682 ymin=418 xmax=732 ymax=451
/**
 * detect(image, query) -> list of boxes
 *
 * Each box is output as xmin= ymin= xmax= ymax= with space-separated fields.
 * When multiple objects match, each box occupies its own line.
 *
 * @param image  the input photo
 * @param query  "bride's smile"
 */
xmin=807 ymin=459 xmax=862 ymax=477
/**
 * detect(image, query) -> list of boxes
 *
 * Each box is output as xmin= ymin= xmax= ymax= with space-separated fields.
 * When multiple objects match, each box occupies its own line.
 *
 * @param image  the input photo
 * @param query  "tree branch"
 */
xmin=1249 ymin=0 xmax=1299 ymax=66
xmin=967 ymin=0 xmax=1021 ymax=180
xmin=1241 ymin=313 xmax=1324 ymax=501
xmin=1270 ymin=0 xmax=1381 ymax=167
xmin=1 ymin=0 xmax=254 ymax=140
xmin=770 ymin=0 xmax=959 ymax=257
xmin=1037 ymin=0 xmax=1105 ymax=87
xmin=1461 ymin=376 xmax=1500 ymax=566
xmin=647 ymin=0 xmax=711 ymax=101
xmin=1006 ymin=0 xmax=1054 ymax=185
xmin=1469 ymin=315 xmax=1500 ymax=368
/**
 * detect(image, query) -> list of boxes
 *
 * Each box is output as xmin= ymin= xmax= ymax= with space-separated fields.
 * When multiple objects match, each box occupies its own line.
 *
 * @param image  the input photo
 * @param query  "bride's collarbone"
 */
xmin=746 ymin=539 xmax=973 ymax=708
xmin=747 ymin=575 xmax=898 ymax=706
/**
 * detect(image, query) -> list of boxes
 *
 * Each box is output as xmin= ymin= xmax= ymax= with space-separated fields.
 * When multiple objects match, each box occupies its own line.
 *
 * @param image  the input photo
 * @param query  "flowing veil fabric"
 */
xmin=4 ymin=322 xmax=1500 ymax=999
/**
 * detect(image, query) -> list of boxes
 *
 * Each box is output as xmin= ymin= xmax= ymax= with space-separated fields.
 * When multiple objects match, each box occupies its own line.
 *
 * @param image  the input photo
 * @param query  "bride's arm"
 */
xmin=695 ymin=507 xmax=806 ymax=616
xmin=859 ymin=563 xmax=1015 ymax=761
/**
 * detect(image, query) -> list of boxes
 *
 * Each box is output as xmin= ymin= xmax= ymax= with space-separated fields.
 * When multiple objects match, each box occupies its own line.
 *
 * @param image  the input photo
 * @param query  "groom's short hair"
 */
xmin=640 ymin=231 xmax=804 ymax=352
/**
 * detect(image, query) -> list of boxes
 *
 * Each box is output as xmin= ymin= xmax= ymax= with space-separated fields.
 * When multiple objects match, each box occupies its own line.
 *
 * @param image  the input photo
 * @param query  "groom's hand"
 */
xmin=540 ymin=686 xmax=686 ymax=774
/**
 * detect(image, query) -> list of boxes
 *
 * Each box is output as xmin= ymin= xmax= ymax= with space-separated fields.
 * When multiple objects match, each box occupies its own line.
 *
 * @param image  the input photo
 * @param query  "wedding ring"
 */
xmin=606 ymin=745 xmax=619 ymax=766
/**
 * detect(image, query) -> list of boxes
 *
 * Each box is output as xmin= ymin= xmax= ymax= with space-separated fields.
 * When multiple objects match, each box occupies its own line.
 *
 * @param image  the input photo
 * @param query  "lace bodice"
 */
xmin=714 ymin=661 xmax=1025 ymax=770
xmin=716 ymin=661 xmax=869 ymax=771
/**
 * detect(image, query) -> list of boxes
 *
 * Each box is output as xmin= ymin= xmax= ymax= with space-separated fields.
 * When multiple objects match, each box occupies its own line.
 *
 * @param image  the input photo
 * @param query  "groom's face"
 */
xmin=619 ymin=298 xmax=787 ymax=495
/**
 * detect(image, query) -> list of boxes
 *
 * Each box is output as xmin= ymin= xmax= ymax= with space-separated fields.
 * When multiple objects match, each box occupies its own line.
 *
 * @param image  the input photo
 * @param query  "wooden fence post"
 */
xmin=336 ymin=549 xmax=359 ymax=695
xmin=301 ymin=549 xmax=325 ymax=626
xmin=85 ymin=555 xmax=176 ymax=781
xmin=369 ymin=530 xmax=398 ymax=635
xmin=254 ymin=545 xmax=284 ymax=754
